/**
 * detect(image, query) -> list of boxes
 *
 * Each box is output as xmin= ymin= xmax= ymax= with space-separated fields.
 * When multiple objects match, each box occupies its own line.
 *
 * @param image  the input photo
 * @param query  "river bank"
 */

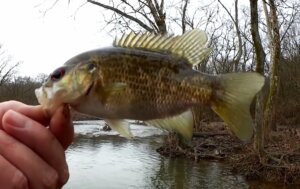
xmin=157 ymin=122 xmax=300 ymax=185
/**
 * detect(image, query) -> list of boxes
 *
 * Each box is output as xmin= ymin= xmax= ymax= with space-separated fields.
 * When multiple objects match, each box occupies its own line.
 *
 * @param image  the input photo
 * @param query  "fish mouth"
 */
xmin=85 ymin=82 xmax=94 ymax=96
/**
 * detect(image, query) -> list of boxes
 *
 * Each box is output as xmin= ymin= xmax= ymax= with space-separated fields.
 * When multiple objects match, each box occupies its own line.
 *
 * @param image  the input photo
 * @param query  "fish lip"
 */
xmin=85 ymin=82 xmax=94 ymax=96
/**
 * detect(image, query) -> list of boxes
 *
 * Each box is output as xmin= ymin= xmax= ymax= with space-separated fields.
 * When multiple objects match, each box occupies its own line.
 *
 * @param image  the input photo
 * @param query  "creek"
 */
xmin=64 ymin=121 xmax=291 ymax=189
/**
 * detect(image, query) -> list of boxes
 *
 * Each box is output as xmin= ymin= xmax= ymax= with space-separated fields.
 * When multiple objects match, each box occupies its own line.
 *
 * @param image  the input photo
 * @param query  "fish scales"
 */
xmin=86 ymin=48 xmax=213 ymax=120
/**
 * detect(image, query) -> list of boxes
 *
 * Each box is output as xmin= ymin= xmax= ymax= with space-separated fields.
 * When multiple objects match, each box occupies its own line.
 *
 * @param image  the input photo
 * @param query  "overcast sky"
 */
xmin=0 ymin=0 xmax=113 ymax=77
xmin=0 ymin=0 xmax=240 ymax=77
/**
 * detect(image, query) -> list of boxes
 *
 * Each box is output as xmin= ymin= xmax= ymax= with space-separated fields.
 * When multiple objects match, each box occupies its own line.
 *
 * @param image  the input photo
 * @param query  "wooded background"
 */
xmin=1 ymin=0 xmax=299 ymax=158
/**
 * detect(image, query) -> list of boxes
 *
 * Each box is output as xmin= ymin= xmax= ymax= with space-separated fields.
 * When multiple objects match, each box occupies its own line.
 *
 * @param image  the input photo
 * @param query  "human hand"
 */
xmin=0 ymin=101 xmax=74 ymax=189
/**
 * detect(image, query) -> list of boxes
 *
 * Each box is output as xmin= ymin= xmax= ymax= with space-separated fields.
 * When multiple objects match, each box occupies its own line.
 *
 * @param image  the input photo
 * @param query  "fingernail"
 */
xmin=4 ymin=110 xmax=26 ymax=128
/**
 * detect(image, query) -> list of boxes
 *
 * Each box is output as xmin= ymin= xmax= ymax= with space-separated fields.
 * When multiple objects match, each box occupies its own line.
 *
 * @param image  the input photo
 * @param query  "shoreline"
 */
xmin=156 ymin=122 xmax=300 ymax=185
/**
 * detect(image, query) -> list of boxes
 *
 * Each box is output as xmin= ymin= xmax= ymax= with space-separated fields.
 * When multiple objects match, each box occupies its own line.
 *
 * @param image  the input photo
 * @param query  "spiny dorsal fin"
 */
xmin=113 ymin=29 xmax=212 ymax=65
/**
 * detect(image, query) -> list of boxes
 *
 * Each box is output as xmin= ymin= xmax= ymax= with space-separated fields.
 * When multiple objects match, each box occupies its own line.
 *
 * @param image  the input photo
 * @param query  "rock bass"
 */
xmin=35 ymin=30 xmax=264 ymax=141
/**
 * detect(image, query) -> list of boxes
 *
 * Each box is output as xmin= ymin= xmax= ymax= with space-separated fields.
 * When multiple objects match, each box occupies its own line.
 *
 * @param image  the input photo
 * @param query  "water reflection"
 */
xmin=64 ymin=121 xmax=294 ymax=189
xmin=148 ymin=158 xmax=248 ymax=189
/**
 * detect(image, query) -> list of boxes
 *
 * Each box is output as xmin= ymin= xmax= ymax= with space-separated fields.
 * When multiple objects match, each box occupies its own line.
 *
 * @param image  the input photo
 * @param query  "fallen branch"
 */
xmin=193 ymin=131 xmax=229 ymax=138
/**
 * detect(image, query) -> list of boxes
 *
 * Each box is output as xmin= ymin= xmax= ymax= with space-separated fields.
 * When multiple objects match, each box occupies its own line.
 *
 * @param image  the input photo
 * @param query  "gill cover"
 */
xmin=35 ymin=62 xmax=97 ymax=114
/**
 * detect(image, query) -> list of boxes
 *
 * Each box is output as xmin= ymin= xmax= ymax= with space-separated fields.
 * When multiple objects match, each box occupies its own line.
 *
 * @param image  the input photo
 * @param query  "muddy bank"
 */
xmin=157 ymin=122 xmax=300 ymax=184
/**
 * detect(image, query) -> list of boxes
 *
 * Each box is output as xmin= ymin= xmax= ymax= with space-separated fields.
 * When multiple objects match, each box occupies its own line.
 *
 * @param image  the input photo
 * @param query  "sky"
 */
xmin=0 ymin=0 xmax=113 ymax=77
xmin=0 ymin=0 xmax=241 ymax=77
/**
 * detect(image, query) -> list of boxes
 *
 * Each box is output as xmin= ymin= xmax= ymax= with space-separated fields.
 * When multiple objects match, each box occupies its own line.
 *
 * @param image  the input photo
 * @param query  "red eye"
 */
xmin=51 ymin=68 xmax=65 ymax=81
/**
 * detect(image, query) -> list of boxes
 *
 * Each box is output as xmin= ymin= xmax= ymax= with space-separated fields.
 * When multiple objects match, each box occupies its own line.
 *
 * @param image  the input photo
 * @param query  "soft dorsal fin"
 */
xmin=113 ymin=29 xmax=212 ymax=65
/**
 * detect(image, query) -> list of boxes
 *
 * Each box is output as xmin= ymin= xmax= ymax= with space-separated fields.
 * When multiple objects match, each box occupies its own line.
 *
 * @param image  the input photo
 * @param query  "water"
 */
xmin=63 ymin=121 xmax=292 ymax=189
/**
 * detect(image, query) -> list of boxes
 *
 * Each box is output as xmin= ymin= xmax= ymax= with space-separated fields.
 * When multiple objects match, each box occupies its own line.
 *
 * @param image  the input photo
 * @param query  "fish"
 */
xmin=35 ymin=29 xmax=265 ymax=141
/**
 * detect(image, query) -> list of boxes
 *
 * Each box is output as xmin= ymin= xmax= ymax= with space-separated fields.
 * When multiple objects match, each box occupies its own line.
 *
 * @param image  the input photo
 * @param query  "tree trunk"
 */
xmin=263 ymin=0 xmax=281 ymax=138
xmin=250 ymin=0 xmax=266 ymax=156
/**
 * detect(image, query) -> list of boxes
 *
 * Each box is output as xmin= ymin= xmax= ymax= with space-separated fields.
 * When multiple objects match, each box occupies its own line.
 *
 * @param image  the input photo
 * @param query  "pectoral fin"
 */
xmin=103 ymin=82 xmax=127 ymax=97
xmin=104 ymin=82 xmax=127 ymax=92
xmin=100 ymin=82 xmax=127 ymax=103
xmin=146 ymin=110 xmax=194 ymax=139
xmin=105 ymin=119 xmax=133 ymax=139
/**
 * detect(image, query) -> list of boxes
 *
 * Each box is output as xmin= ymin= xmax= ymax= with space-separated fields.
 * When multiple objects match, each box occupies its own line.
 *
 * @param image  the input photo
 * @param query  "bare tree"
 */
xmin=278 ymin=1 xmax=300 ymax=58
xmin=0 ymin=76 xmax=41 ymax=104
xmin=262 ymin=0 xmax=281 ymax=139
xmin=250 ymin=0 xmax=266 ymax=156
xmin=87 ymin=0 xmax=166 ymax=34
xmin=217 ymin=0 xmax=243 ymax=72
xmin=0 ymin=45 xmax=20 ymax=87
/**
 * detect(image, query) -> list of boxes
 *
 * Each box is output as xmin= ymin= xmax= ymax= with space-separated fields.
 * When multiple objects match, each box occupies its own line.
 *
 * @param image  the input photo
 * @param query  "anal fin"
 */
xmin=105 ymin=119 xmax=133 ymax=139
xmin=146 ymin=110 xmax=194 ymax=140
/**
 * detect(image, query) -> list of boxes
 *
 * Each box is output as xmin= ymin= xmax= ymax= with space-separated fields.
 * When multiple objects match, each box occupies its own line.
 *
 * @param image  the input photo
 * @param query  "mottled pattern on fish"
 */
xmin=69 ymin=47 xmax=215 ymax=120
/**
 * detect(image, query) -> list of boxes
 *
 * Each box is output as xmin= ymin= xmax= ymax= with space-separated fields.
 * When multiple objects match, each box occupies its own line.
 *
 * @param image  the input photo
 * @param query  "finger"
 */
xmin=2 ymin=111 xmax=69 ymax=188
xmin=49 ymin=105 xmax=74 ymax=150
xmin=0 ymin=101 xmax=49 ymax=128
xmin=0 ymin=155 xmax=29 ymax=189
xmin=0 ymin=130 xmax=59 ymax=189
xmin=2 ymin=110 xmax=69 ymax=187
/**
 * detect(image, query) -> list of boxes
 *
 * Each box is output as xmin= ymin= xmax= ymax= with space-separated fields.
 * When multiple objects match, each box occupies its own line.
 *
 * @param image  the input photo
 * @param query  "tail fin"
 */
xmin=211 ymin=72 xmax=265 ymax=141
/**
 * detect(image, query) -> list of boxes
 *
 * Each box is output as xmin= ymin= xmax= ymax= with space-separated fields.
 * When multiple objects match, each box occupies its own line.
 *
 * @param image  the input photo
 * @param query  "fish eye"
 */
xmin=87 ymin=63 xmax=96 ymax=72
xmin=50 ymin=68 xmax=65 ymax=82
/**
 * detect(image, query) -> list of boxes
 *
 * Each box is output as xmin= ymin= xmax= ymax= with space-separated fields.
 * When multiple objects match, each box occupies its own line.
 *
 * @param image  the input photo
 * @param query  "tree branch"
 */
xmin=87 ymin=0 xmax=154 ymax=32
xmin=280 ymin=8 xmax=297 ymax=42
xmin=145 ymin=0 xmax=166 ymax=33
xmin=181 ymin=0 xmax=189 ymax=34
xmin=218 ymin=0 xmax=242 ymax=72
